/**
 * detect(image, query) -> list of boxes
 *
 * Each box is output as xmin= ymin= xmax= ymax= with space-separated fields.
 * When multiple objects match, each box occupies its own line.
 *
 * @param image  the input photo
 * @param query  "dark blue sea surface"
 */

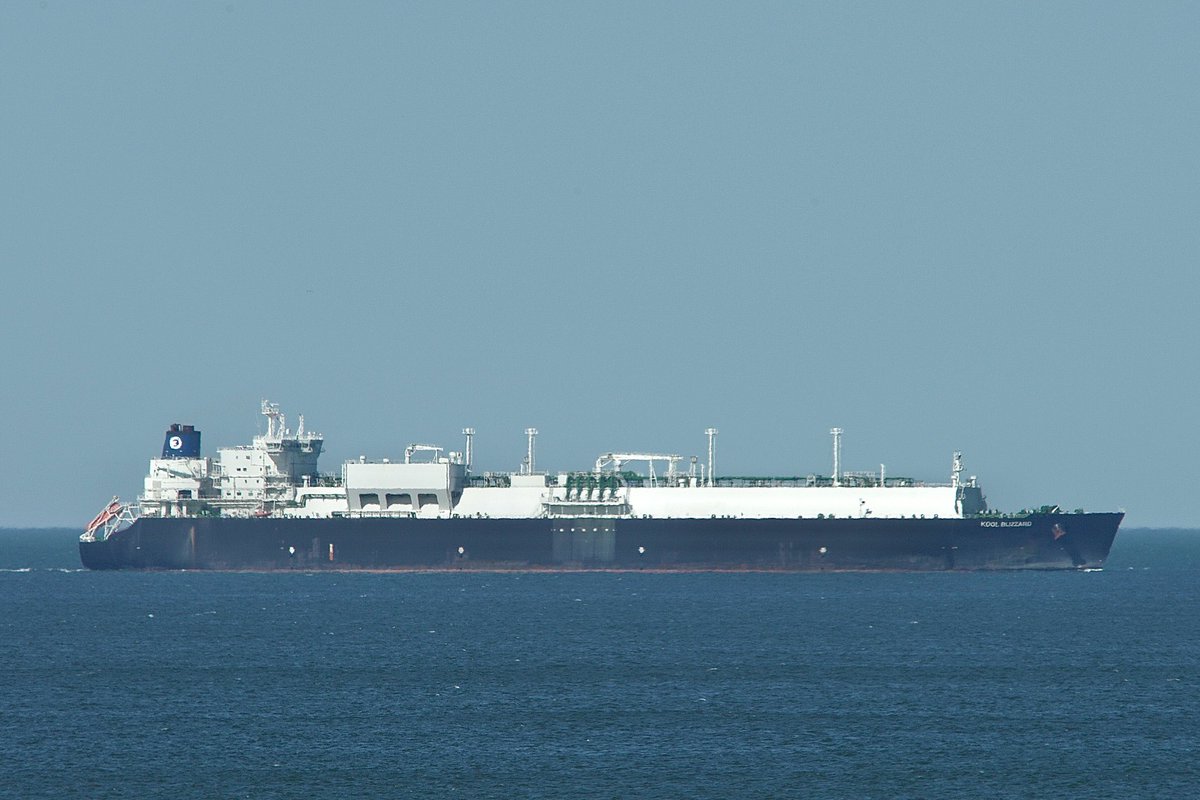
xmin=1 ymin=528 xmax=1197 ymax=799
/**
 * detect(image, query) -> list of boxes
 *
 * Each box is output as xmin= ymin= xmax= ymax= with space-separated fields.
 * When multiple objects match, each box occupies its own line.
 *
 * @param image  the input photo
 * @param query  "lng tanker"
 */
xmin=79 ymin=402 xmax=1123 ymax=571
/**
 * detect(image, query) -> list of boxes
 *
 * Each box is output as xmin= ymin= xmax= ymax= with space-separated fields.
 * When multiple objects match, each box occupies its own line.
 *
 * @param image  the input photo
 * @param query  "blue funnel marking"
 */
xmin=162 ymin=424 xmax=201 ymax=458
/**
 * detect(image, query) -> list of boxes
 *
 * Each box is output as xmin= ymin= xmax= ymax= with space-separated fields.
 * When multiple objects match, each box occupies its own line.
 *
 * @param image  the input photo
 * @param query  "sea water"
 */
xmin=1 ymin=528 xmax=1197 ymax=799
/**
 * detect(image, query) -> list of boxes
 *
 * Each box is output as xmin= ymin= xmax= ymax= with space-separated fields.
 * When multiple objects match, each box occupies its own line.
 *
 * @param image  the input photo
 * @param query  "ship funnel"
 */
xmin=162 ymin=423 xmax=201 ymax=459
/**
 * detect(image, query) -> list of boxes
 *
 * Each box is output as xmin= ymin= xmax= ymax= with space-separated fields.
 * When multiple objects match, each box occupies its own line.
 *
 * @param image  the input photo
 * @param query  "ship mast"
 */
xmin=462 ymin=428 xmax=475 ymax=471
xmin=830 ymin=427 xmax=843 ymax=487
xmin=262 ymin=399 xmax=282 ymax=439
xmin=524 ymin=428 xmax=538 ymax=474
xmin=705 ymin=428 xmax=718 ymax=487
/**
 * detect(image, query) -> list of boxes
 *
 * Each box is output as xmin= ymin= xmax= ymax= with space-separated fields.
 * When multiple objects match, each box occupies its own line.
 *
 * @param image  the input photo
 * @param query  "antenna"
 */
xmin=830 ymin=427 xmax=843 ymax=487
xmin=462 ymin=428 xmax=475 ymax=470
xmin=705 ymin=428 xmax=718 ymax=487
xmin=525 ymin=428 xmax=538 ymax=475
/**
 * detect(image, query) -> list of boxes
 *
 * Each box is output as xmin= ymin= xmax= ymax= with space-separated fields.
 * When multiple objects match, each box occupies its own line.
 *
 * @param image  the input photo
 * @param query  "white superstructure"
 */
xmin=141 ymin=450 xmax=212 ymax=516
xmin=132 ymin=403 xmax=986 ymax=522
xmin=139 ymin=401 xmax=327 ymax=519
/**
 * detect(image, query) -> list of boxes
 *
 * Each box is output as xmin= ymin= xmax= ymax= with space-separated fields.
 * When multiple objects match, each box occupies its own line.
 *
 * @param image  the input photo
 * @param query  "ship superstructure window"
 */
xmin=359 ymin=493 xmax=380 ymax=511
xmin=417 ymin=493 xmax=438 ymax=510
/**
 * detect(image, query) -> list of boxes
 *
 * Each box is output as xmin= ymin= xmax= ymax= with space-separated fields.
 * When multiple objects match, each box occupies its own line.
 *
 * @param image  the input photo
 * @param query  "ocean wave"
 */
xmin=0 ymin=567 xmax=87 ymax=573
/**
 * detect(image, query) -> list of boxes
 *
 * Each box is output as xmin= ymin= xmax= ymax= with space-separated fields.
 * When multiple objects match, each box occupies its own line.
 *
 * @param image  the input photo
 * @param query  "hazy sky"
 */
xmin=2 ymin=2 xmax=1197 ymax=527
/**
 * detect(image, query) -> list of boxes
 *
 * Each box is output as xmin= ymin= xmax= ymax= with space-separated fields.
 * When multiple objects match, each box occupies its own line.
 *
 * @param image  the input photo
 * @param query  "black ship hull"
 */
xmin=79 ymin=513 xmax=1123 ymax=571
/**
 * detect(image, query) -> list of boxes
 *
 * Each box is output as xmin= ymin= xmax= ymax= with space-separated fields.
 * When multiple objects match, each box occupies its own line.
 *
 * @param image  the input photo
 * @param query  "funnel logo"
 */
xmin=168 ymin=435 xmax=183 ymax=451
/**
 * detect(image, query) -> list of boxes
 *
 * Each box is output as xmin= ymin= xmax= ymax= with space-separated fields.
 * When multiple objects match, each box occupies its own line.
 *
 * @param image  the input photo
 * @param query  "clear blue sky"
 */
xmin=2 ymin=2 xmax=1196 ymax=527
